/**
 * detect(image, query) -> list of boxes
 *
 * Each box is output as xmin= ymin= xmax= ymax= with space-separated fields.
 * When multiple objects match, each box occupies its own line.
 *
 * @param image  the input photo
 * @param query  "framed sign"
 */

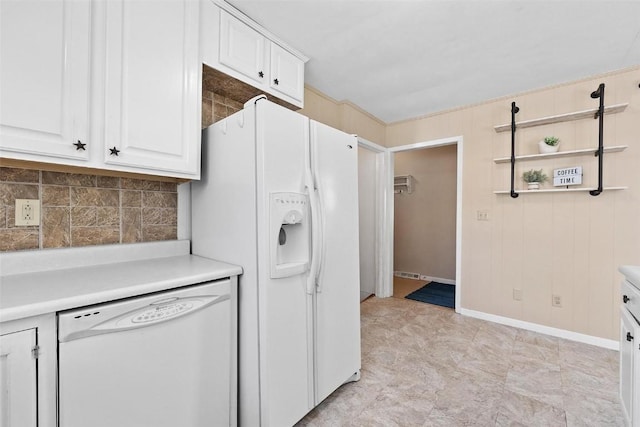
xmin=553 ymin=166 xmax=583 ymax=186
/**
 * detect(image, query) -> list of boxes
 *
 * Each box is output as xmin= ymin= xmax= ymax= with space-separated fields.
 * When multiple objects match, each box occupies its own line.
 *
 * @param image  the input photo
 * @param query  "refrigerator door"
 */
xmin=255 ymin=100 xmax=314 ymax=427
xmin=309 ymin=120 xmax=361 ymax=405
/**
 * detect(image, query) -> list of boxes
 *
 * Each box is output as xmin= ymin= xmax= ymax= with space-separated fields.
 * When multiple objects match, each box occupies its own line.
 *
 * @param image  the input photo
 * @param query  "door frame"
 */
xmin=386 ymin=136 xmax=464 ymax=312
xmin=357 ymin=137 xmax=392 ymax=299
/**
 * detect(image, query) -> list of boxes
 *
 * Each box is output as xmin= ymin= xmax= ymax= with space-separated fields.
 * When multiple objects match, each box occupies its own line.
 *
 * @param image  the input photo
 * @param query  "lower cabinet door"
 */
xmin=620 ymin=308 xmax=636 ymax=426
xmin=0 ymin=329 xmax=37 ymax=427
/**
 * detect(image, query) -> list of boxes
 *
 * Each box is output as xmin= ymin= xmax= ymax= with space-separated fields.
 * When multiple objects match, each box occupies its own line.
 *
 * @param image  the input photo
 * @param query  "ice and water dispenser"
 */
xmin=269 ymin=192 xmax=310 ymax=278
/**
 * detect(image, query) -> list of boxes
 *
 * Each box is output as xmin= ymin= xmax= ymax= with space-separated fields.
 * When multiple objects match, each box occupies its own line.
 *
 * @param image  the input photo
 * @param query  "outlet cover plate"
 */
xmin=15 ymin=199 xmax=40 ymax=226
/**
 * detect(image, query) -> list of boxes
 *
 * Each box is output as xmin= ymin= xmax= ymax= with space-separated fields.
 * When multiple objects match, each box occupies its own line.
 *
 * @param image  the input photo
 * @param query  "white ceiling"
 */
xmin=226 ymin=0 xmax=640 ymax=123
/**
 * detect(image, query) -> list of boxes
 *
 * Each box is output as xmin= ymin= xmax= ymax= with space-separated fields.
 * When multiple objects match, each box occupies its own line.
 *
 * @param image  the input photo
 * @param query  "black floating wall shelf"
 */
xmin=505 ymin=83 xmax=610 ymax=198
xmin=510 ymin=101 xmax=519 ymax=198
xmin=589 ymin=83 xmax=605 ymax=196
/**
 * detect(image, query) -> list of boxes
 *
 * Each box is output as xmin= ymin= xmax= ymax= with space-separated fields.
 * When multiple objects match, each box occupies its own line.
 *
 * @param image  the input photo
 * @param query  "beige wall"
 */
xmin=299 ymin=86 xmax=387 ymax=146
xmin=386 ymin=67 xmax=640 ymax=341
xmin=394 ymin=145 xmax=457 ymax=281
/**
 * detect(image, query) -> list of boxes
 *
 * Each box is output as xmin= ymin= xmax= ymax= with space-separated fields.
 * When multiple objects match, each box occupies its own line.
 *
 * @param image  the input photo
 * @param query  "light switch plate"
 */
xmin=15 ymin=199 xmax=40 ymax=226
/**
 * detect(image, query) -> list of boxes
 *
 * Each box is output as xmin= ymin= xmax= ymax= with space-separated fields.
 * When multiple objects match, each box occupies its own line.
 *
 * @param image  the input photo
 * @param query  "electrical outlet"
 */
xmin=513 ymin=289 xmax=522 ymax=301
xmin=15 ymin=199 xmax=40 ymax=226
xmin=552 ymin=294 xmax=562 ymax=307
xmin=477 ymin=210 xmax=489 ymax=221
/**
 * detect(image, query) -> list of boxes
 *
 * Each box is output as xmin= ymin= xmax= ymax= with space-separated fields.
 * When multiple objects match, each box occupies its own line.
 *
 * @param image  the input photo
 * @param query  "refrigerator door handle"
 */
xmin=305 ymin=172 xmax=320 ymax=295
xmin=314 ymin=184 xmax=326 ymax=293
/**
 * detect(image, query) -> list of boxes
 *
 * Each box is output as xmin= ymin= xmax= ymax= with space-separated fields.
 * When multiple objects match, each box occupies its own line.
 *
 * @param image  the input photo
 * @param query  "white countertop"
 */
xmin=619 ymin=265 xmax=640 ymax=290
xmin=0 ymin=241 xmax=242 ymax=323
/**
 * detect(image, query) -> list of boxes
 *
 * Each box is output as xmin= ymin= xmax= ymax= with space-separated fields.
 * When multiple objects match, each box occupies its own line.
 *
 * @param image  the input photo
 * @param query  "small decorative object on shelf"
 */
xmin=538 ymin=136 xmax=559 ymax=154
xmin=523 ymin=169 xmax=547 ymax=190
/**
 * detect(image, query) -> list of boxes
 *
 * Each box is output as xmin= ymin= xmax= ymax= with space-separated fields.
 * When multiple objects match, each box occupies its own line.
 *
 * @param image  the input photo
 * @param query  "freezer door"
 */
xmin=255 ymin=100 xmax=314 ymax=427
xmin=310 ymin=120 xmax=361 ymax=404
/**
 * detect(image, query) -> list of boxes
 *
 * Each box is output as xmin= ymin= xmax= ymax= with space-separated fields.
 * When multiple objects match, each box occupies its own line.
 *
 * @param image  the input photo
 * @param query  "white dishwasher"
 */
xmin=57 ymin=279 xmax=236 ymax=427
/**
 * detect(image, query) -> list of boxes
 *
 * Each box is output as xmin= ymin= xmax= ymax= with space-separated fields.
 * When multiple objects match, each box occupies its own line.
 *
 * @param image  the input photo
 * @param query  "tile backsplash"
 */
xmin=0 ymin=167 xmax=177 ymax=252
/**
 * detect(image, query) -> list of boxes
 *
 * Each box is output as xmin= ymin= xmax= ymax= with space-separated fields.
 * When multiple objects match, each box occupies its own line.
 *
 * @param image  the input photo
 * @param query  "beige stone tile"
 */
xmin=42 ymin=207 xmax=70 ymax=248
xmin=97 ymin=207 xmax=119 ymax=227
xmin=563 ymin=389 xmax=624 ymax=426
xmin=511 ymin=339 xmax=560 ymax=365
xmin=505 ymin=359 xmax=564 ymax=409
xmin=0 ymin=205 xmax=6 ymax=228
xmin=121 ymin=178 xmax=162 ymax=191
xmin=142 ymin=207 xmax=163 ymax=225
xmin=142 ymin=191 xmax=177 ymax=208
xmin=142 ymin=225 xmax=176 ymax=242
xmin=97 ymin=176 xmax=120 ymax=189
xmin=0 ymin=167 xmax=39 ymax=183
xmin=0 ymin=183 xmax=39 ymax=205
xmin=0 ymin=229 xmax=39 ymax=251
xmin=495 ymin=392 xmax=566 ymax=427
xmin=159 ymin=181 xmax=177 ymax=192
xmin=71 ymin=188 xmax=119 ymax=207
xmin=122 ymin=190 xmax=142 ymax=208
xmin=71 ymin=227 xmax=119 ymax=247
xmin=202 ymin=99 xmax=214 ymax=129
xmin=71 ymin=207 xmax=97 ymax=227
xmin=162 ymin=208 xmax=177 ymax=226
xmin=121 ymin=208 xmax=142 ymax=244
xmin=42 ymin=186 xmax=70 ymax=206
xmin=42 ymin=171 xmax=95 ymax=187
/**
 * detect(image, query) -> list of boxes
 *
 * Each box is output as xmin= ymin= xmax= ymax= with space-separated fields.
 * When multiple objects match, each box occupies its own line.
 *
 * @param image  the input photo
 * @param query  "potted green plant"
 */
xmin=522 ymin=169 xmax=548 ymax=190
xmin=538 ymin=136 xmax=560 ymax=154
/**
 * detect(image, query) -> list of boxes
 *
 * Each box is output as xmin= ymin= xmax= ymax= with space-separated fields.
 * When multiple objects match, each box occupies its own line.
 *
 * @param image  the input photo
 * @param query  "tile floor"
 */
xmin=297 ymin=297 xmax=623 ymax=426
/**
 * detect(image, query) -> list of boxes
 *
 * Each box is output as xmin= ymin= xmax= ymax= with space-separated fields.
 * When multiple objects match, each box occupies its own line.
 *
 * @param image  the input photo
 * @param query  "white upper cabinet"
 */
xmin=202 ymin=1 xmax=307 ymax=107
xmin=1 ymin=0 xmax=201 ymax=180
xmin=219 ymin=10 xmax=267 ymax=85
xmin=269 ymin=43 xmax=305 ymax=103
xmin=100 ymin=0 xmax=201 ymax=177
xmin=0 ymin=0 xmax=91 ymax=162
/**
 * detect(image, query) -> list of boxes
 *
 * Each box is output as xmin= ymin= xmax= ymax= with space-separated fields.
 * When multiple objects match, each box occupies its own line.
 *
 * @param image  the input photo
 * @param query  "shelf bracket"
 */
xmin=589 ymin=83 xmax=605 ymax=196
xmin=510 ymin=101 xmax=519 ymax=198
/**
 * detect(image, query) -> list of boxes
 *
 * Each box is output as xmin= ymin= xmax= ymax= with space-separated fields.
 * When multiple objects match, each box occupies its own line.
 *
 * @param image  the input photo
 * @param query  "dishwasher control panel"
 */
xmin=132 ymin=302 xmax=194 ymax=323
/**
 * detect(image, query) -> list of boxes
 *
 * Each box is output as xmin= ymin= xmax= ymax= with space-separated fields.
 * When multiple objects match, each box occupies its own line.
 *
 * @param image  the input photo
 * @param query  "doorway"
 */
xmin=386 ymin=136 xmax=463 ymax=312
xmin=357 ymin=137 xmax=391 ymax=300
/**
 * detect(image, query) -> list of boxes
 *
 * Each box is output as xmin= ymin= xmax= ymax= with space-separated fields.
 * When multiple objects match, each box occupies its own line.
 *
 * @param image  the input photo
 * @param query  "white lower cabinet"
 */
xmin=0 ymin=315 xmax=57 ymax=427
xmin=0 ymin=0 xmax=202 ymax=180
xmin=620 ymin=308 xmax=637 ymax=426
xmin=0 ymin=329 xmax=37 ymax=427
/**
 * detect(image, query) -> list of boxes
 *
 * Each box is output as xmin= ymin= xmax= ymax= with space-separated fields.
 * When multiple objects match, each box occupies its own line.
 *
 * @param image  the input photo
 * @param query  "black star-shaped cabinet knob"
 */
xmin=109 ymin=146 xmax=120 ymax=156
xmin=73 ymin=140 xmax=86 ymax=151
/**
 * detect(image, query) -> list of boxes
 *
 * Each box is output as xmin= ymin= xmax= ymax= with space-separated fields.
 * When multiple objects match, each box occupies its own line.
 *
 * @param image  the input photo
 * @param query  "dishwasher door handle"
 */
xmin=60 ymin=294 xmax=229 ymax=343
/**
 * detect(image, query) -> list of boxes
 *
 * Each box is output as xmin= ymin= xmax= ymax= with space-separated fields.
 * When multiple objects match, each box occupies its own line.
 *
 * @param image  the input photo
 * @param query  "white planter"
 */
xmin=538 ymin=140 xmax=560 ymax=154
xmin=527 ymin=182 xmax=540 ymax=190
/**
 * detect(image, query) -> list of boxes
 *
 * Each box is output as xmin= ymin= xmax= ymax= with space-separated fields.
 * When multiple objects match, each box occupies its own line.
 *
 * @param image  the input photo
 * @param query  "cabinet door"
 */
xmin=102 ymin=0 xmax=200 ymax=177
xmin=0 ymin=329 xmax=37 ymax=427
xmin=0 ymin=0 xmax=90 ymax=161
xmin=219 ymin=10 xmax=267 ymax=84
xmin=270 ymin=43 xmax=304 ymax=103
xmin=620 ymin=308 xmax=636 ymax=426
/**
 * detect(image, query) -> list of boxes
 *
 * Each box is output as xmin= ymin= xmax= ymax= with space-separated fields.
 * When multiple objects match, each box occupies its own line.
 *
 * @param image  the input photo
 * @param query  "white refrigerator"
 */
xmin=191 ymin=97 xmax=361 ymax=427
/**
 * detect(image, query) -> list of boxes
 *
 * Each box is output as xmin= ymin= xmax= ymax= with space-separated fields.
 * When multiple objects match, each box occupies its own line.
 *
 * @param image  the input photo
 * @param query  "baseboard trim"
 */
xmin=421 ymin=276 xmax=456 ymax=285
xmin=459 ymin=308 xmax=619 ymax=351
xmin=393 ymin=271 xmax=456 ymax=285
